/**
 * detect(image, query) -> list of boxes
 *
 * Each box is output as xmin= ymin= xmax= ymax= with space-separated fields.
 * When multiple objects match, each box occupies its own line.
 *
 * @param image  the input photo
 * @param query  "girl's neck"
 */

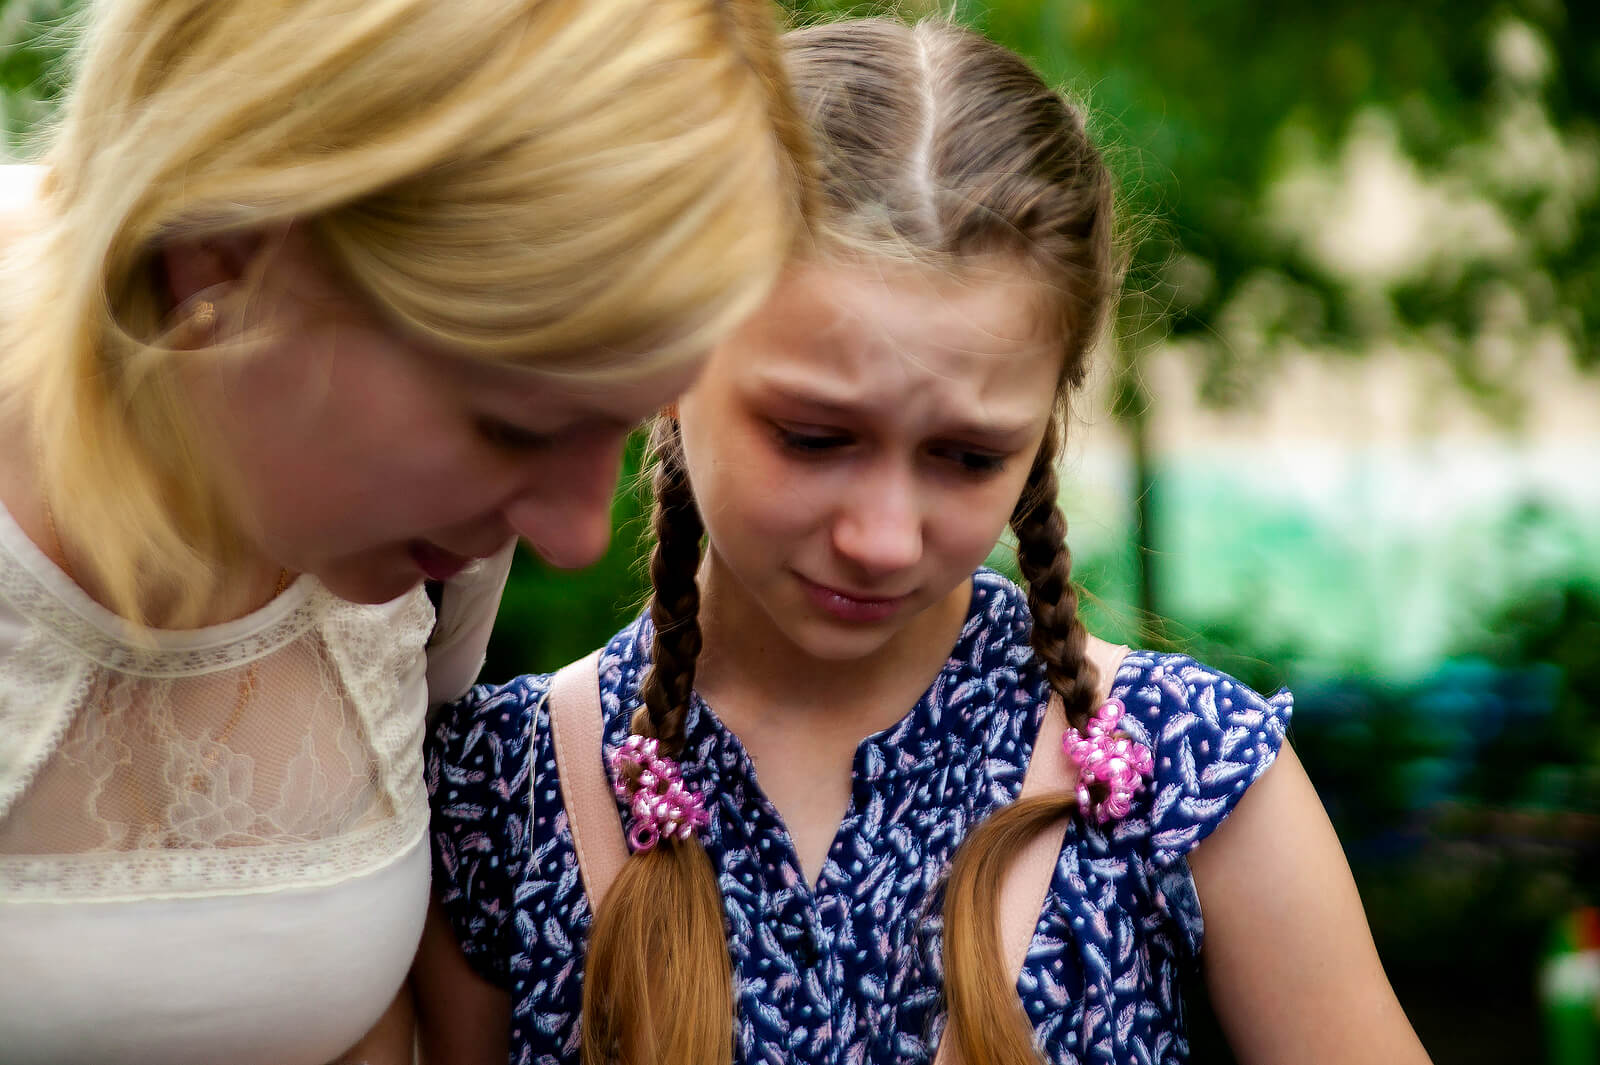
xmin=690 ymin=560 xmax=973 ymax=886
xmin=691 ymin=557 xmax=972 ymax=739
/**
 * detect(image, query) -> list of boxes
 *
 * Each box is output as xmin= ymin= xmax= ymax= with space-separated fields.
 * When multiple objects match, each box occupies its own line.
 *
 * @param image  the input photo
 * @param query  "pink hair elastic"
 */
xmin=609 ymin=734 xmax=710 ymax=852
xmin=1063 ymin=698 xmax=1154 ymax=823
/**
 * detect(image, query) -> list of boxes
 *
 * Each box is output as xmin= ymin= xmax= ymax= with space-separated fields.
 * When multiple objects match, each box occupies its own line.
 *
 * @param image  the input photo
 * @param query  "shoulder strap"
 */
xmin=546 ymin=649 xmax=631 ymax=911
xmin=931 ymin=634 xmax=1130 ymax=1065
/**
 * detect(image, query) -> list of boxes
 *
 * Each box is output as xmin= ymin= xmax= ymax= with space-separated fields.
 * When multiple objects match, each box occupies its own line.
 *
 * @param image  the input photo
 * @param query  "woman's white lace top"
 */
xmin=0 ymin=496 xmax=511 ymax=1063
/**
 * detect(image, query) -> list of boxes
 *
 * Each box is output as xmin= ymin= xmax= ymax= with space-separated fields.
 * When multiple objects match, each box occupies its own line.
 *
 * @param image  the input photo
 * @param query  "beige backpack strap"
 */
xmin=546 ymin=649 xmax=631 ymax=913
xmin=932 ymin=635 xmax=1130 ymax=1065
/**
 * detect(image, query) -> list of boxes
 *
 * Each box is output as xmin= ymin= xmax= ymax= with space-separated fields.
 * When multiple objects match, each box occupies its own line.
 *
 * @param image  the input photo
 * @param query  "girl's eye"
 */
xmin=774 ymin=425 xmax=852 ymax=453
xmin=478 ymin=417 xmax=554 ymax=452
xmin=933 ymin=446 xmax=1007 ymax=475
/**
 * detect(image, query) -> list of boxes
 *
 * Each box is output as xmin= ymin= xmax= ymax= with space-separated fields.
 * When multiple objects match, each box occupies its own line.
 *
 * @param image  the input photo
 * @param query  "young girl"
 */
xmin=420 ymin=18 xmax=1433 ymax=1065
xmin=0 ymin=1 xmax=808 ymax=1062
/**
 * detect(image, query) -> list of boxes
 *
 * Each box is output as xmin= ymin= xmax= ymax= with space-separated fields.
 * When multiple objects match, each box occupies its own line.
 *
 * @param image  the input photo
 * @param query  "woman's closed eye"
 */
xmin=477 ymin=416 xmax=555 ymax=453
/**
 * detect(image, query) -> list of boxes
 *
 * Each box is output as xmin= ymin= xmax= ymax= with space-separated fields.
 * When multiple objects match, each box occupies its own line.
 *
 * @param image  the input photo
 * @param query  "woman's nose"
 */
xmin=501 ymin=433 xmax=628 ymax=570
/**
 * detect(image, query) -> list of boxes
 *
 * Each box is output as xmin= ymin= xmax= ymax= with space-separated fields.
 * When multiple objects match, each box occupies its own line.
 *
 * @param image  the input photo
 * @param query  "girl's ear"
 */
xmin=158 ymin=229 xmax=268 ymax=311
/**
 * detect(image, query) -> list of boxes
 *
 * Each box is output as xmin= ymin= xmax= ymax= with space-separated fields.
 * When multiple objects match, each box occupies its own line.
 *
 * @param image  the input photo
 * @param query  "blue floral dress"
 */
xmin=427 ymin=570 xmax=1293 ymax=1065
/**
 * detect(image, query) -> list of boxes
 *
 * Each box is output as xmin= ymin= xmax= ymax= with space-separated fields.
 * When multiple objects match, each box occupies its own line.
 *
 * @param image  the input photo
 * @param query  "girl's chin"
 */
xmin=780 ymin=612 xmax=907 ymax=663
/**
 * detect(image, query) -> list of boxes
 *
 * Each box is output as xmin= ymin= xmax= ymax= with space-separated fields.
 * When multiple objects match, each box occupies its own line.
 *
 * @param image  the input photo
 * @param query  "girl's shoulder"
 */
xmin=423 ymin=619 xmax=650 ymax=984
xmin=424 ymin=667 xmax=556 ymax=988
xmin=1107 ymin=648 xmax=1295 ymax=866
xmin=427 ymin=616 xmax=651 ymax=772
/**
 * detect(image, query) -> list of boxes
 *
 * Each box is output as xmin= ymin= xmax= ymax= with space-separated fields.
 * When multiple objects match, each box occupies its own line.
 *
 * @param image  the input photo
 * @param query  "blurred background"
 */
xmin=4 ymin=0 xmax=1596 ymax=1059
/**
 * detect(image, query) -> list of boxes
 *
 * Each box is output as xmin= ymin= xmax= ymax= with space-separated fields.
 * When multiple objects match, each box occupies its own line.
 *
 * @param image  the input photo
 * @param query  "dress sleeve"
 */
xmin=1116 ymin=653 xmax=1294 ymax=869
xmin=424 ymin=539 xmax=516 ymax=707
xmin=424 ymin=672 xmax=549 ymax=987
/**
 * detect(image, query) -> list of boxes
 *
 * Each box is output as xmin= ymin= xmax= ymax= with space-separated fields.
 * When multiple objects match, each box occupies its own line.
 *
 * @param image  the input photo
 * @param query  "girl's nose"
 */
xmin=831 ymin=467 xmax=922 ymax=576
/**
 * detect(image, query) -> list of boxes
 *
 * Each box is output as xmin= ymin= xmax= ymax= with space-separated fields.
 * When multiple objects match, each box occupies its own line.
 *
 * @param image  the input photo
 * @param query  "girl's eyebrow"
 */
xmin=936 ymin=418 xmax=1041 ymax=447
xmin=755 ymin=383 xmax=1043 ymax=445
xmin=756 ymin=384 xmax=859 ymax=416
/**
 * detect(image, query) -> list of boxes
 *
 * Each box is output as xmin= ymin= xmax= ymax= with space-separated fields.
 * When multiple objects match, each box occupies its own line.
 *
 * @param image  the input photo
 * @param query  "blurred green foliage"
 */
xmin=7 ymin=0 xmax=1597 ymax=388
xmin=0 ymin=0 xmax=78 ymax=146
xmin=782 ymin=0 xmax=1599 ymax=418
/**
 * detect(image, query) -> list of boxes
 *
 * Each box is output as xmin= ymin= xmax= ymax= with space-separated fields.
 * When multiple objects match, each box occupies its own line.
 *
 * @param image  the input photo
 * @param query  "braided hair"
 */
xmin=579 ymin=420 xmax=732 ymax=1065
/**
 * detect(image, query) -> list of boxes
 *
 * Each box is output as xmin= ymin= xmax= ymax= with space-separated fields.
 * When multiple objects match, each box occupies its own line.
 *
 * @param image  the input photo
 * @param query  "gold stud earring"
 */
xmin=191 ymin=300 xmax=217 ymax=329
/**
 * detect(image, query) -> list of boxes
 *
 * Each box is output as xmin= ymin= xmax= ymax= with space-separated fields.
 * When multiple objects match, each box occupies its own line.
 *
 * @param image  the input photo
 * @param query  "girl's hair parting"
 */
xmin=0 ymin=0 xmax=813 ymax=627
xmin=580 ymin=16 xmax=1118 ymax=1065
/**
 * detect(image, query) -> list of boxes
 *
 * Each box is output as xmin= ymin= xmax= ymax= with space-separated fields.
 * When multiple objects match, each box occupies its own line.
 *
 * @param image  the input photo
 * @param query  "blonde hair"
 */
xmin=0 ymin=0 xmax=811 ymax=626
xmin=580 ymin=18 xmax=1119 ymax=1065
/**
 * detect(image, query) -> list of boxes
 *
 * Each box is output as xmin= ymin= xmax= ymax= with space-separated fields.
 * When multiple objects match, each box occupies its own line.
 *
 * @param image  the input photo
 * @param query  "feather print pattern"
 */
xmin=427 ymin=570 xmax=1292 ymax=1064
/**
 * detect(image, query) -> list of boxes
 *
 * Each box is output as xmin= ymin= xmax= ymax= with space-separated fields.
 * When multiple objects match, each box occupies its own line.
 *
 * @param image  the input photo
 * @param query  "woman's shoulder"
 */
xmin=0 ymin=167 xmax=47 ymax=492
xmin=0 ymin=165 xmax=45 ymax=274
xmin=0 ymin=165 xmax=44 ymax=230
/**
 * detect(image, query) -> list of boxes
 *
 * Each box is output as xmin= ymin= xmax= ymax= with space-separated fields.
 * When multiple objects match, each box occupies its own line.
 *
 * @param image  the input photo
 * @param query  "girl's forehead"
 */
xmin=725 ymin=258 xmax=1061 ymax=412
xmin=782 ymin=257 xmax=1051 ymax=341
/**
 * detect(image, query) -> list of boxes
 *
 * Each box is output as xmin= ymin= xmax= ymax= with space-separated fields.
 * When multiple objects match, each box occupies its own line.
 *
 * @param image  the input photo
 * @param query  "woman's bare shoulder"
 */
xmin=0 ymin=164 xmax=45 ymax=245
xmin=0 ymin=166 xmax=47 ymax=495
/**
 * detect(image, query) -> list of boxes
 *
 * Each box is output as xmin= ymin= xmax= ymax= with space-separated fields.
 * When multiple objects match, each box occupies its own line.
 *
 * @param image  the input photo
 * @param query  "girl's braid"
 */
xmin=581 ymin=419 xmax=732 ymax=1065
xmin=633 ymin=421 xmax=705 ymax=757
xmin=1008 ymin=418 xmax=1096 ymax=727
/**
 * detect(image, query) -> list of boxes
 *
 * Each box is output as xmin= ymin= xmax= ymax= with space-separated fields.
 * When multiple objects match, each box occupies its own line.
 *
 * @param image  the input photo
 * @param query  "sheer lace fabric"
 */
xmin=0 ymin=501 xmax=435 ymax=902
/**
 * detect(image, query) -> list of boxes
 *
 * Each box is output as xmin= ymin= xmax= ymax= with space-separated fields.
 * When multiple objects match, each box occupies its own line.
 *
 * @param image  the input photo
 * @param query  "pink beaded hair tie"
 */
xmin=609 ymin=734 xmax=710 ymax=852
xmin=1063 ymin=699 xmax=1154 ymax=823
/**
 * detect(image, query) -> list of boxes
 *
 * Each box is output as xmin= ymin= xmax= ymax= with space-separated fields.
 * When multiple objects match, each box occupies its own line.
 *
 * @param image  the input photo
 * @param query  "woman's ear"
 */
xmin=158 ymin=230 xmax=266 ymax=311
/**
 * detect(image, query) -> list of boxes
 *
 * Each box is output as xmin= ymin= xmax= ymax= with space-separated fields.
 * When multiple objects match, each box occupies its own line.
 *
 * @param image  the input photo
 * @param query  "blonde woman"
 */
xmin=0 ymin=1 xmax=809 ymax=1062
xmin=419 ymin=18 xmax=1433 ymax=1065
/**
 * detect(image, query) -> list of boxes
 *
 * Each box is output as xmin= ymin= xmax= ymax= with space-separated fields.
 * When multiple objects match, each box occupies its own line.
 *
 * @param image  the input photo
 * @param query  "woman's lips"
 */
xmin=408 ymin=541 xmax=472 ymax=581
xmin=798 ymin=574 xmax=912 ymax=623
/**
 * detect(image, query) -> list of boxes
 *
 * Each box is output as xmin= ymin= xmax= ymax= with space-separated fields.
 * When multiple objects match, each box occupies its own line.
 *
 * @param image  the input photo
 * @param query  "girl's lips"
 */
xmin=408 ymin=541 xmax=472 ymax=581
xmin=798 ymin=574 xmax=912 ymax=624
